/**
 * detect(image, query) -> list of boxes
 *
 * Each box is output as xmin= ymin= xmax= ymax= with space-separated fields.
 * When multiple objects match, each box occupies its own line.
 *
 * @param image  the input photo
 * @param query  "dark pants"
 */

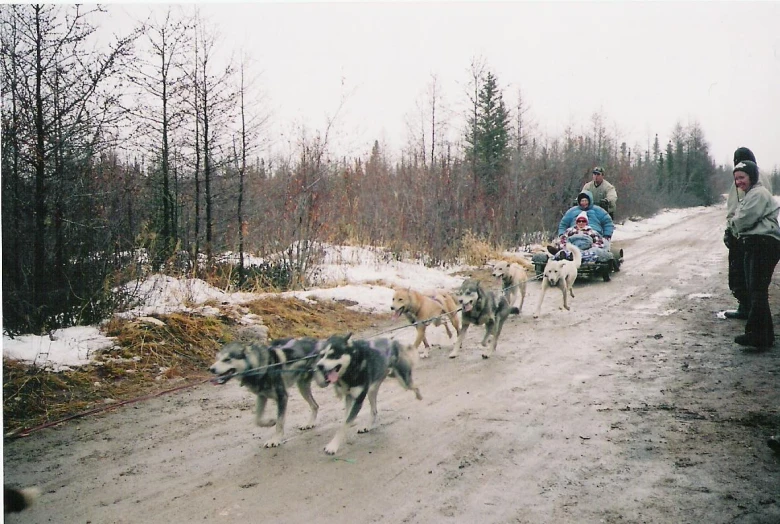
xmin=742 ymin=236 xmax=780 ymax=346
xmin=728 ymin=234 xmax=749 ymax=306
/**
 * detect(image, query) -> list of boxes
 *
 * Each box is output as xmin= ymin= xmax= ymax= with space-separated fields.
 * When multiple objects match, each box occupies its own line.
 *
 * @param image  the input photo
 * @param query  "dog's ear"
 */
xmin=344 ymin=332 xmax=353 ymax=341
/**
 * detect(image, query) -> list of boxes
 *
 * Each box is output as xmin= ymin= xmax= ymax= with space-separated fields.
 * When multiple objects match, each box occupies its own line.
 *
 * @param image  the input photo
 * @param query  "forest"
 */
xmin=1 ymin=4 xmax=763 ymax=335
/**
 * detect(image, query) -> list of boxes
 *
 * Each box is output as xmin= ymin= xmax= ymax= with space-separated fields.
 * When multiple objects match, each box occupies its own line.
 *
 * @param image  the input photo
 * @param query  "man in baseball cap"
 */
xmin=582 ymin=166 xmax=617 ymax=220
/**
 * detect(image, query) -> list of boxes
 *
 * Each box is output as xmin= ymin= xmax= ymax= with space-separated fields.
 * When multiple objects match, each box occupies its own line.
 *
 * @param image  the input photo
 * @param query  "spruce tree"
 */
xmin=465 ymin=71 xmax=511 ymax=197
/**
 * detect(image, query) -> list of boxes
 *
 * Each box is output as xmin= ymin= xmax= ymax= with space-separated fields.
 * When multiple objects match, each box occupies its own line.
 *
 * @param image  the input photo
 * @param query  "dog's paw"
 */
xmin=448 ymin=350 xmax=459 ymax=359
xmin=357 ymin=426 xmax=371 ymax=434
xmin=299 ymin=423 xmax=315 ymax=431
xmin=419 ymin=351 xmax=429 ymax=359
xmin=324 ymin=443 xmax=339 ymax=455
xmin=481 ymin=353 xmax=490 ymax=359
xmin=532 ymin=313 xmax=539 ymax=319
xmin=256 ymin=418 xmax=276 ymax=427
xmin=264 ymin=437 xmax=283 ymax=448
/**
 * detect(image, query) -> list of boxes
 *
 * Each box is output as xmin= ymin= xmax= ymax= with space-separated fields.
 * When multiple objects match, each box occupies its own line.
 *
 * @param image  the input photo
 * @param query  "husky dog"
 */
xmin=4 ymin=486 xmax=39 ymax=513
xmin=391 ymin=287 xmax=461 ymax=358
xmin=490 ymin=261 xmax=527 ymax=314
xmin=315 ymin=334 xmax=422 ymax=455
xmin=449 ymin=279 xmax=514 ymax=359
xmin=533 ymin=243 xmax=582 ymax=318
xmin=209 ymin=337 xmax=321 ymax=448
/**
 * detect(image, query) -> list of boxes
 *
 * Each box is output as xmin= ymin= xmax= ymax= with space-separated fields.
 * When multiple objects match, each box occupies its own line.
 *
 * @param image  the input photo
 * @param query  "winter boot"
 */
xmin=724 ymin=303 xmax=749 ymax=319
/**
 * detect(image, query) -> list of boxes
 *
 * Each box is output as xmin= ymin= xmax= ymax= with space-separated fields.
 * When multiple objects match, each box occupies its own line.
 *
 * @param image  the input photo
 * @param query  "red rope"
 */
xmin=7 ymin=376 xmax=213 ymax=440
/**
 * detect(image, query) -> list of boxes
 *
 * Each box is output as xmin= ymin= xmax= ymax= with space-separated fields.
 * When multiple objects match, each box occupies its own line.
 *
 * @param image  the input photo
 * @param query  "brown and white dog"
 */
xmin=490 ymin=260 xmax=527 ymax=314
xmin=391 ymin=287 xmax=461 ymax=358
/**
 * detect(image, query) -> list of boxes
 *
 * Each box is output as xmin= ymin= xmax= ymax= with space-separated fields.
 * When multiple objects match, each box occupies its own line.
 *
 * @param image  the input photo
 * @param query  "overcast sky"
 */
xmin=112 ymin=1 xmax=780 ymax=171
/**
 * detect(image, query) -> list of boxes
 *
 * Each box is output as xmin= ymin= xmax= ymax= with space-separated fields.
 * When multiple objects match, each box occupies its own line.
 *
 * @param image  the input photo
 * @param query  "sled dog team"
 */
xmin=209 ymin=253 xmax=582 ymax=455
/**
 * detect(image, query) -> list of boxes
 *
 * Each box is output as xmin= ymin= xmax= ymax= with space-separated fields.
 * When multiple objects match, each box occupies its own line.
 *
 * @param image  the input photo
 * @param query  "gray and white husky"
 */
xmin=450 ymin=278 xmax=515 ymax=359
xmin=314 ymin=333 xmax=422 ymax=455
xmin=209 ymin=337 xmax=322 ymax=448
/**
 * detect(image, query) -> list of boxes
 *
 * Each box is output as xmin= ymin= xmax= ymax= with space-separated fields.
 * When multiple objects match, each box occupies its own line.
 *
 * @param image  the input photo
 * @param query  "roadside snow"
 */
xmin=2 ymin=327 xmax=116 ymax=372
xmin=1 ymin=206 xmax=709 ymax=369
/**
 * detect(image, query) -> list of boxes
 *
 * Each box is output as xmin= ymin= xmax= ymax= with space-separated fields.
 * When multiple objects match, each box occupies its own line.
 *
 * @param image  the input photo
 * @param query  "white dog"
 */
xmin=490 ymin=261 xmax=527 ymax=314
xmin=533 ymin=243 xmax=581 ymax=318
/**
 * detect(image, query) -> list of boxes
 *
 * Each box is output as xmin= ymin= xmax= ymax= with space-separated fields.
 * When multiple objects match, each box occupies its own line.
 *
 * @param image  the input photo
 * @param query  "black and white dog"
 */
xmin=314 ymin=334 xmax=422 ymax=455
xmin=209 ymin=337 xmax=322 ymax=448
xmin=449 ymin=278 xmax=514 ymax=359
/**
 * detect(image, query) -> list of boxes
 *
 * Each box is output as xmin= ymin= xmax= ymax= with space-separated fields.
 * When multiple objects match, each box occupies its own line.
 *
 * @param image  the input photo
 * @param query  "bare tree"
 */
xmin=193 ymin=18 xmax=235 ymax=260
xmin=1 ymin=4 xmax=135 ymax=332
xmin=403 ymin=73 xmax=447 ymax=172
xmin=464 ymin=56 xmax=486 ymax=187
xmin=125 ymin=6 xmax=192 ymax=264
xmin=231 ymin=54 xmax=269 ymax=287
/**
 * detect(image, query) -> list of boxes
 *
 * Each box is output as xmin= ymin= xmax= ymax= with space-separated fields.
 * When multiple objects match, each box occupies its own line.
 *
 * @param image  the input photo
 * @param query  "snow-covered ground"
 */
xmin=1 ymin=206 xmax=710 ymax=371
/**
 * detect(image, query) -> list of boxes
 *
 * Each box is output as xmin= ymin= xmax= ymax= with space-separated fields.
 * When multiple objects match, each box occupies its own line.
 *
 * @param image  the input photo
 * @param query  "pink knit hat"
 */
xmin=576 ymin=211 xmax=589 ymax=224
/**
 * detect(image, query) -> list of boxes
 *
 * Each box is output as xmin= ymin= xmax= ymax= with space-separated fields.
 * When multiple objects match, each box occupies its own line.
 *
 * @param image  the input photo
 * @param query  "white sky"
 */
xmin=1 ymin=205 xmax=710 ymax=371
xmin=107 ymin=1 xmax=780 ymax=170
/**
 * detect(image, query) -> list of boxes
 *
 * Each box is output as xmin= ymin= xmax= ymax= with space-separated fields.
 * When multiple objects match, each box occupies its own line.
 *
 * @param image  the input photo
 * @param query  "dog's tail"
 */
xmin=4 ymin=485 xmax=40 ymax=513
xmin=513 ymin=257 xmax=534 ymax=271
xmin=568 ymin=243 xmax=582 ymax=269
xmin=496 ymin=254 xmax=534 ymax=270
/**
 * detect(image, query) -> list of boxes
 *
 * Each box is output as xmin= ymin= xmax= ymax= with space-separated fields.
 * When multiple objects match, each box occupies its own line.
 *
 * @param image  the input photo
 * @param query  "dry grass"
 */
xmin=2 ymin=297 xmax=385 ymax=435
xmin=460 ymin=230 xmax=496 ymax=266
xmin=243 ymin=296 xmax=384 ymax=339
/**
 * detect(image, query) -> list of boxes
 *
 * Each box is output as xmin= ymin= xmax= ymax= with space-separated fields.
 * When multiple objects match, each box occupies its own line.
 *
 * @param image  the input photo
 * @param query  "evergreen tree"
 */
xmin=464 ymin=71 xmax=511 ymax=197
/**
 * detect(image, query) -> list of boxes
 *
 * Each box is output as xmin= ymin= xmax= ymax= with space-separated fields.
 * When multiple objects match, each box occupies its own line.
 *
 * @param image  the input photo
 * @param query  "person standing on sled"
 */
xmin=723 ymin=147 xmax=757 ymax=319
xmin=729 ymin=160 xmax=780 ymax=350
xmin=582 ymin=166 xmax=617 ymax=220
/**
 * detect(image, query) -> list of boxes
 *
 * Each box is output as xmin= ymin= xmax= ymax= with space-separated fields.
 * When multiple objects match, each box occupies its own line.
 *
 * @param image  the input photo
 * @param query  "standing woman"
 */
xmin=723 ymin=147 xmax=757 ymax=319
xmin=729 ymin=160 xmax=780 ymax=349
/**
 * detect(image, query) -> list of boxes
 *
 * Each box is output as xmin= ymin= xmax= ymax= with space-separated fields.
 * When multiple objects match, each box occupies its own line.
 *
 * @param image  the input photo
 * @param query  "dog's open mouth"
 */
xmin=211 ymin=369 xmax=236 ymax=385
xmin=324 ymin=364 xmax=342 ymax=384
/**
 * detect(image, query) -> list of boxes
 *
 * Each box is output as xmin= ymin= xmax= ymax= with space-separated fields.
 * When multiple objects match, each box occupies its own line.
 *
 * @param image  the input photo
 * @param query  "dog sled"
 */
xmin=532 ymin=233 xmax=624 ymax=282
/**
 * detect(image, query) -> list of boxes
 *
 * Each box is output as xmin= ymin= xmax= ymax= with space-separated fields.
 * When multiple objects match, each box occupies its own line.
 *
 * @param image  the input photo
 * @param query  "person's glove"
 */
xmin=723 ymin=228 xmax=734 ymax=249
xmin=598 ymin=199 xmax=609 ymax=208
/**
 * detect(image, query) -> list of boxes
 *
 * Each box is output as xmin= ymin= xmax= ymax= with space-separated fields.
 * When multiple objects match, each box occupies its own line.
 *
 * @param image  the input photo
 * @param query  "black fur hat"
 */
xmin=734 ymin=160 xmax=759 ymax=185
xmin=733 ymin=147 xmax=756 ymax=165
